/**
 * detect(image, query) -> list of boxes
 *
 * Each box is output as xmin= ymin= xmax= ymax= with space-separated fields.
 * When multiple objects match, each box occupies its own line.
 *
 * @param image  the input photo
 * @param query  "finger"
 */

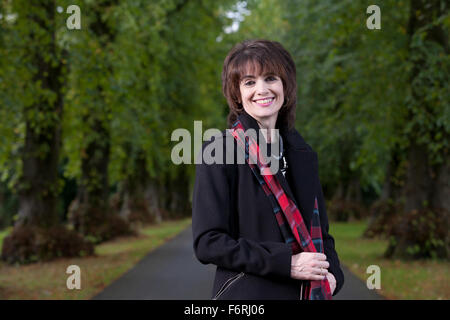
xmin=310 ymin=274 xmax=326 ymax=281
xmin=315 ymin=261 xmax=329 ymax=269
xmin=325 ymin=273 xmax=334 ymax=283
xmin=311 ymin=261 xmax=329 ymax=269
xmin=312 ymin=267 xmax=328 ymax=276
xmin=315 ymin=253 xmax=327 ymax=260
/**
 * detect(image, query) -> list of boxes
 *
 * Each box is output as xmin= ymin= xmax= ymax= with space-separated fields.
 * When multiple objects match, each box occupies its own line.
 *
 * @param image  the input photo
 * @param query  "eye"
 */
xmin=266 ymin=76 xmax=277 ymax=81
xmin=243 ymin=80 xmax=255 ymax=86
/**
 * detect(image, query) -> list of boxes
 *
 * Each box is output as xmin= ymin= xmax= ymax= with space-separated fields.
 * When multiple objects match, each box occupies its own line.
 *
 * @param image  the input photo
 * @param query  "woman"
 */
xmin=192 ymin=39 xmax=344 ymax=300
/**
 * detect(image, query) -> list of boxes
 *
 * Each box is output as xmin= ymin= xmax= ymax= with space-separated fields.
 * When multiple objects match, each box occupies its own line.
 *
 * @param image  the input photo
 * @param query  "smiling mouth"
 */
xmin=253 ymin=97 xmax=275 ymax=106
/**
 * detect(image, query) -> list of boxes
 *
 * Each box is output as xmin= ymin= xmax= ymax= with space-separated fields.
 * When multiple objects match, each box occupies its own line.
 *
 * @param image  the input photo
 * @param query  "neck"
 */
xmin=256 ymin=117 xmax=278 ymax=143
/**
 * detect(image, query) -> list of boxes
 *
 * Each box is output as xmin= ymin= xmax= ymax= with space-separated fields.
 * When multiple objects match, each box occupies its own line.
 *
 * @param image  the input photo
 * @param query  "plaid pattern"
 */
xmin=231 ymin=121 xmax=332 ymax=300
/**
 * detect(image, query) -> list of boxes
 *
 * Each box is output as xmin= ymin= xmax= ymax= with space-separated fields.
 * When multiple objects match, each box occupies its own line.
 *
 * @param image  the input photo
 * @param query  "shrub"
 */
xmin=385 ymin=208 xmax=449 ymax=260
xmin=1 ymin=225 xmax=94 ymax=264
xmin=99 ymin=214 xmax=137 ymax=242
xmin=363 ymin=199 xmax=402 ymax=238
xmin=327 ymin=199 xmax=368 ymax=222
xmin=68 ymin=201 xmax=136 ymax=244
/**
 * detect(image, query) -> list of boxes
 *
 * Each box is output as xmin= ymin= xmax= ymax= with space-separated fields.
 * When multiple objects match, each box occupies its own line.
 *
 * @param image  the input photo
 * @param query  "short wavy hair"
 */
xmin=222 ymin=39 xmax=297 ymax=130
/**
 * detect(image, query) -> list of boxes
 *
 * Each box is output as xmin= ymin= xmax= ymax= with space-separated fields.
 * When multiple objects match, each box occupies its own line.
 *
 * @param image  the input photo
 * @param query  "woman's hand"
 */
xmin=326 ymin=272 xmax=336 ymax=295
xmin=290 ymin=252 xmax=329 ymax=281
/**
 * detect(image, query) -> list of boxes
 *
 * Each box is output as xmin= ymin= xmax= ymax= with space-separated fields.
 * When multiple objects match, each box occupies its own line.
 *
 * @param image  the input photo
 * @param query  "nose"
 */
xmin=255 ymin=79 xmax=270 ymax=97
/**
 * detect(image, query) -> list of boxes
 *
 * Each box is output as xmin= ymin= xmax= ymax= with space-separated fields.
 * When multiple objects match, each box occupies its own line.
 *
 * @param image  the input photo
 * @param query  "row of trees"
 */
xmin=0 ymin=0 xmax=448 ymax=263
xmin=287 ymin=0 xmax=448 ymax=259
xmin=229 ymin=0 xmax=448 ymax=259
xmin=0 ymin=0 xmax=236 ymax=263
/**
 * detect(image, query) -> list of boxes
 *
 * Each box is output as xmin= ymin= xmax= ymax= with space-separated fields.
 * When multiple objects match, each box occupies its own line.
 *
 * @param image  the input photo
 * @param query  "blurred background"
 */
xmin=0 ymin=0 xmax=448 ymax=300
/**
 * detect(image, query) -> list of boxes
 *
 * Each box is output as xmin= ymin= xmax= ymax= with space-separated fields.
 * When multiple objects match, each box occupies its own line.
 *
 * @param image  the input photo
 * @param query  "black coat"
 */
xmin=192 ymin=110 xmax=344 ymax=300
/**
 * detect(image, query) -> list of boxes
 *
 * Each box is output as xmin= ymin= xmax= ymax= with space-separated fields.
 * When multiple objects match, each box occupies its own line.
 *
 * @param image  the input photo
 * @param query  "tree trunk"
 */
xmin=70 ymin=117 xmax=111 ymax=237
xmin=403 ymin=143 xmax=433 ymax=213
xmin=432 ymin=155 xmax=450 ymax=210
xmin=328 ymin=177 xmax=365 ymax=222
xmin=1 ymin=1 xmax=94 ymax=264
xmin=68 ymin=0 xmax=126 ymax=241
xmin=364 ymin=148 xmax=404 ymax=238
xmin=385 ymin=0 xmax=449 ymax=259
xmin=117 ymin=150 xmax=162 ymax=224
xmin=145 ymin=179 xmax=163 ymax=224
xmin=16 ymin=2 xmax=64 ymax=229
xmin=164 ymin=166 xmax=192 ymax=219
xmin=403 ymin=0 xmax=448 ymax=213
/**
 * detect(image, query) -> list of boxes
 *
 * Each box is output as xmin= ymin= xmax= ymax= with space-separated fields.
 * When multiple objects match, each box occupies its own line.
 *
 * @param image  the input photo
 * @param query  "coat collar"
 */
xmin=236 ymin=110 xmax=318 ymax=227
xmin=236 ymin=109 xmax=311 ymax=151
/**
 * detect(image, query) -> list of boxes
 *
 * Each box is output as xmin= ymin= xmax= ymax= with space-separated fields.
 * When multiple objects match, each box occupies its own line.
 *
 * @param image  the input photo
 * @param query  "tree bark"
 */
xmin=71 ymin=117 xmax=111 ymax=236
xmin=117 ymin=150 xmax=162 ymax=224
xmin=16 ymin=1 xmax=64 ymax=229
xmin=364 ymin=149 xmax=404 ymax=238
xmin=403 ymin=0 xmax=448 ymax=214
xmin=69 ymin=0 xmax=120 ymax=239
xmin=1 ymin=1 xmax=95 ymax=264
xmin=164 ymin=166 xmax=192 ymax=219
xmin=385 ymin=0 xmax=449 ymax=258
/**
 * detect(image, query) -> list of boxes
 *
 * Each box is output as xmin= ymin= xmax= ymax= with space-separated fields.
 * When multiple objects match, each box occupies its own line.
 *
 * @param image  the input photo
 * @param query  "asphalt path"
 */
xmin=92 ymin=225 xmax=384 ymax=300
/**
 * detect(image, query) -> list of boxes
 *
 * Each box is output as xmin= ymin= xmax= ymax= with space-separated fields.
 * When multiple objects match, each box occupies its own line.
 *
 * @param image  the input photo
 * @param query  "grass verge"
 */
xmin=331 ymin=219 xmax=449 ymax=300
xmin=0 ymin=218 xmax=192 ymax=299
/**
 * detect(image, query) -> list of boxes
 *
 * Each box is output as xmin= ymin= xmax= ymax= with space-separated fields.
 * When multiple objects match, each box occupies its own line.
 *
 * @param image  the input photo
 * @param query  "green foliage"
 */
xmin=233 ymin=0 xmax=447 ymax=205
xmin=385 ymin=208 xmax=449 ymax=259
xmin=403 ymin=12 xmax=450 ymax=165
xmin=281 ymin=0 xmax=412 ymax=195
xmin=60 ymin=0 xmax=235 ymax=188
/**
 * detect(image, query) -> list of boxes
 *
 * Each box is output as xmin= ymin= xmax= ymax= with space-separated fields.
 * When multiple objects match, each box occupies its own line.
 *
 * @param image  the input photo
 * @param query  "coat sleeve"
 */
xmin=317 ymin=179 xmax=345 ymax=296
xmin=192 ymin=138 xmax=292 ymax=279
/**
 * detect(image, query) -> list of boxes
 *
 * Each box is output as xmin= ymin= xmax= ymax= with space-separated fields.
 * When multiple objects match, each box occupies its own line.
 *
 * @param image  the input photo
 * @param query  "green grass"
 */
xmin=331 ymin=219 xmax=450 ymax=300
xmin=0 ymin=218 xmax=192 ymax=299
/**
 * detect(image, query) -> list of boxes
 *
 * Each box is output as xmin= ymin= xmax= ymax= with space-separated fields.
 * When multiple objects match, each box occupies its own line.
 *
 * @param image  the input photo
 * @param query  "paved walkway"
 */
xmin=92 ymin=225 xmax=384 ymax=300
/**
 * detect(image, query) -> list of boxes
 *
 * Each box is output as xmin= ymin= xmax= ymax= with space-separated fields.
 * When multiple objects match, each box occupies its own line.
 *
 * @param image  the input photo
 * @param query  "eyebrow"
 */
xmin=241 ymin=73 xmax=275 ymax=80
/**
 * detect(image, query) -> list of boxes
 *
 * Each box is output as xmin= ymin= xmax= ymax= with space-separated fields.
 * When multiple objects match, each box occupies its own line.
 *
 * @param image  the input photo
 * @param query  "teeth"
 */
xmin=255 ymin=98 xmax=273 ymax=104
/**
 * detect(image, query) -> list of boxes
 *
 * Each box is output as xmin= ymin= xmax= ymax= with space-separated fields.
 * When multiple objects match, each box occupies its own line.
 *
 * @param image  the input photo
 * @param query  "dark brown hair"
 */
xmin=222 ymin=39 xmax=297 ymax=130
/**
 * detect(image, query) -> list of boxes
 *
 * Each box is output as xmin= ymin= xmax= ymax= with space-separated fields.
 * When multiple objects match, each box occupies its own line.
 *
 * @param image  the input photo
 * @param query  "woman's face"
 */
xmin=239 ymin=71 xmax=284 ymax=126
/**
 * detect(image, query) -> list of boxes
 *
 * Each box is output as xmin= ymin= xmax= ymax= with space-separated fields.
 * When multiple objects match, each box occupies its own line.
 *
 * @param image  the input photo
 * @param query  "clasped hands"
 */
xmin=291 ymin=252 xmax=336 ymax=294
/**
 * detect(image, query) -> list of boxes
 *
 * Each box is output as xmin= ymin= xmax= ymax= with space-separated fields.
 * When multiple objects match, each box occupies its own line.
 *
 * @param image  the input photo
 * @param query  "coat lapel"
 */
xmin=237 ymin=110 xmax=318 ymax=230
xmin=284 ymin=146 xmax=318 ymax=231
xmin=282 ymin=127 xmax=319 ymax=231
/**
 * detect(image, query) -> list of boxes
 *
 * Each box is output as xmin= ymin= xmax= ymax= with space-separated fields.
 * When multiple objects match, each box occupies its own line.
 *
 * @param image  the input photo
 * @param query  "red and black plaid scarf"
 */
xmin=230 ymin=120 xmax=332 ymax=300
